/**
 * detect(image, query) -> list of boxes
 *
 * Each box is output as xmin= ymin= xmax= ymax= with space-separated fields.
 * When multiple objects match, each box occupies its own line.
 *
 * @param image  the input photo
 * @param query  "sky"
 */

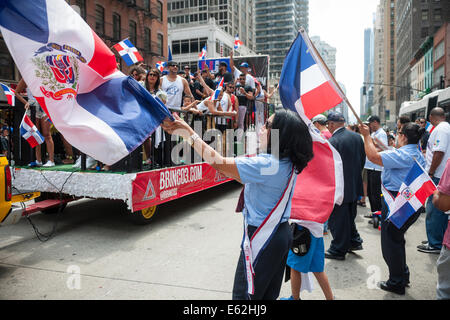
xmin=309 ymin=0 xmax=379 ymax=122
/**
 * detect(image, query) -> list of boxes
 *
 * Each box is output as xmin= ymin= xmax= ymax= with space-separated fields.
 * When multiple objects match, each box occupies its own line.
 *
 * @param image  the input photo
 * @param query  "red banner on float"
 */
xmin=131 ymin=163 xmax=233 ymax=212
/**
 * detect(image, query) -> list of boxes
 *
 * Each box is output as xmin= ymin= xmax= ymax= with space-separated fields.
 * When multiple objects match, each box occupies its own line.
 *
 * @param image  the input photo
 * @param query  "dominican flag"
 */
xmin=156 ymin=61 xmax=167 ymax=73
xmin=113 ymin=39 xmax=143 ymax=66
xmin=279 ymin=28 xmax=344 ymax=231
xmin=209 ymin=77 xmax=224 ymax=101
xmin=168 ymin=45 xmax=173 ymax=61
xmin=20 ymin=114 xmax=44 ymax=148
xmin=383 ymin=160 xmax=437 ymax=229
xmin=0 ymin=82 xmax=15 ymax=106
xmin=234 ymin=34 xmax=243 ymax=50
xmin=198 ymin=45 xmax=207 ymax=60
xmin=0 ymin=0 xmax=172 ymax=165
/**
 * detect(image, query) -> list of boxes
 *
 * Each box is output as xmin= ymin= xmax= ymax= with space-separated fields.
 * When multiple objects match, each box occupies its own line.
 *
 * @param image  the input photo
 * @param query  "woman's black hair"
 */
xmin=267 ymin=109 xmax=314 ymax=174
xmin=145 ymin=68 xmax=161 ymax=94
xmin=402 ymin=122 xmax=425 ymax=145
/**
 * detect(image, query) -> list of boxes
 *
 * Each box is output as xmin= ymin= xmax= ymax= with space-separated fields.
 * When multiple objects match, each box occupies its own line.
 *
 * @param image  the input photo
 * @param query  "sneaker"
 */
xmin=29 ymin=160 xmax=43 ymax=167
xmin=43 ymin=160 xmax=55 ymax=167
xmin=417 ymin=244 xmax=441 ymax=254
xmin=86 ymin=156 xmax=97 ymax=169
xmin=280 ymin=296 xmax=300 ymax=300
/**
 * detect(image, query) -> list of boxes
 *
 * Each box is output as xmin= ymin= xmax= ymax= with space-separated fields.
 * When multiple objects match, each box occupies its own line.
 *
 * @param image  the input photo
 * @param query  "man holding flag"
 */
xmin=360 ymin=122 xmax=432 ymax=295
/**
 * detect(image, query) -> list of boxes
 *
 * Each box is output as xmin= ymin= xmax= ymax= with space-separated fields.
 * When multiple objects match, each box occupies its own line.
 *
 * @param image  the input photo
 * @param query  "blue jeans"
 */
xmin=426 ymin=177 xmax=449 ymax=249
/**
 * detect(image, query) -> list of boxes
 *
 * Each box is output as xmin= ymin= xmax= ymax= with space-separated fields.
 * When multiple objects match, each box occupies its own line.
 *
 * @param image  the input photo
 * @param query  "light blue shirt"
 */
xmin=235 ymin=154 xmax=296 ymax=227
xmin=380 ymin=144 xmax=426 ymax=191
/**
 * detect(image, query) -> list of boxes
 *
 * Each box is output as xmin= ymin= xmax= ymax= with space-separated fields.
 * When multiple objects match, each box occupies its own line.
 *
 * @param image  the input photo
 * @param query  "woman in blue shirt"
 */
xmin=162 ymin=109 xmax=314 ymax=300
xmin=360 ymin=122 xmax=426 ymax=295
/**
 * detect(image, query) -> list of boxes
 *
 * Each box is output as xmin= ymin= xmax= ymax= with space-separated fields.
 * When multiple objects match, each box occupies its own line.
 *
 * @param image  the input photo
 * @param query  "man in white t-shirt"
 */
xmin=364 ymin=115 xmax=388 ymax=218
xmin=418 ymin=107 xmax=450 ymax=254
xmin=161 ymin=61 xmax=193 ymax=110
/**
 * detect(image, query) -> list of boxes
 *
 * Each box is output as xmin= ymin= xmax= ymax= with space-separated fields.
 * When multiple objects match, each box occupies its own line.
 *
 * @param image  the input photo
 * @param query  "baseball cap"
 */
xmin=240 ymin=62 xmax=249 ymax=68
xmin=311 ymin=114 xmax=328 ymax=125
xmin=327 ymin=112 xmax=345 ymax=122
xmin=367 ymin=115 xmax=381 ymax=123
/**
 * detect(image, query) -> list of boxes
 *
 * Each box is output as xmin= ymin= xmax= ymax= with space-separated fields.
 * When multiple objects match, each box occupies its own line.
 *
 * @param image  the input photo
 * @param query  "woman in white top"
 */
xmin=15 ymin=78 xmax=55 ymax=167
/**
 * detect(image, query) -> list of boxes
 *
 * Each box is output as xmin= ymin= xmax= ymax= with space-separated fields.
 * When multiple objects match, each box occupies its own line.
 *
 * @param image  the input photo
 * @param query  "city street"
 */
xmin=0 ymin=181 xmax=440 ymax=300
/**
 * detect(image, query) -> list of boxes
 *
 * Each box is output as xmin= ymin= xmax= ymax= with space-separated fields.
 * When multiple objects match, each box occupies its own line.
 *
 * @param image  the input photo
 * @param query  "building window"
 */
xmin=144 ymin=27 xmax=151 ymax=54
xmin=129 ymin=20 xmax=137 ymax=46
xmin=157 ymin=1 xmax=163 ymax=21
xmin=95 ymin=5 xmax=105 ymax=35
xmin=421 ymin=9 xmax=428 ymax=21
xmin=158 ymin=34 xmax=164 ymax=57
xmin=435 ymin=41 xmax=444 ymax=61
xmin=75 ymin=0 xmax=86 ymax=20
xmin=143 ymin=0 xmax=150 ymax=12
xmin=112 ymin=13 xmax=121 ymax=41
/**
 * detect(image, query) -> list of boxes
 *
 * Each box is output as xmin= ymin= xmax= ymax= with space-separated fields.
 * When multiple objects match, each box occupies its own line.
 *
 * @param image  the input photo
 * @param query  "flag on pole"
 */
xmin=279 ymin=30 xmax=344 ymax=120
xmin=168 ymin=45 xmax=173 ymax=61
xmin=279 ymin=29 xmax=344 ymax=230
xmin=198 ymin=45 xmax=207 ymax=60
xmin=113 ymin=39 xmax=144 ymax=66
xmin=234 ymin=34 xmax=243 ymax=50
xmin=0 ymin=83 xmax=15 ymax=106
xmin=382 ymin=160 xmax=437 ymax=229
xmin=0 ymin=0 xmax=172 ymax=165
xmin=20 ymin=114 xmax=44 ymax=148
xmin=156 ymin=61 xmax=167 ymax=73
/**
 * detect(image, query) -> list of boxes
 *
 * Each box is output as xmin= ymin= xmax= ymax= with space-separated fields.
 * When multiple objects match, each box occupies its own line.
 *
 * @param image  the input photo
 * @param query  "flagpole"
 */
xmin=299 ymin=28 xmax=363 ymax=125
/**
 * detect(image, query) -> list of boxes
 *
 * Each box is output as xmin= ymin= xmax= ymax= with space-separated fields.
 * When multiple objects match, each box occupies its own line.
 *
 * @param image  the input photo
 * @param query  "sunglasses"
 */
xmin=148 ymin=73 xmax=158 ymax=77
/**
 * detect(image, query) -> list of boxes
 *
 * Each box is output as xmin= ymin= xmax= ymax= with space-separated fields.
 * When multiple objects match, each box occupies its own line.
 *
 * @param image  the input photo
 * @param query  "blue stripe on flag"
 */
xmin=279 ymin=32 xmax=317 ymax=112
xmin=389 ymin=201 xmax=416 ymax=229
xmin=76 ymin=76 xmax=173 ymax=153
xmin=404 ymin=161 xmax=424 ymax=186
xmin=0 ymin=0 xmax=49 ymax=44
xmin=123 ymin=39 xmax=134 ymax=48
xmin=122 ymin=54 xmax=135 ymax=66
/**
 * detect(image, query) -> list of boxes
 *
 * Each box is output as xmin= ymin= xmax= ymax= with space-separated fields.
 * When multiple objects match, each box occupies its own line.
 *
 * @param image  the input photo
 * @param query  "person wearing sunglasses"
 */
xmin=162 ymin=109 xmax=313 ymax=300
xmin=360 ymin=122 xmax=426 ymax=295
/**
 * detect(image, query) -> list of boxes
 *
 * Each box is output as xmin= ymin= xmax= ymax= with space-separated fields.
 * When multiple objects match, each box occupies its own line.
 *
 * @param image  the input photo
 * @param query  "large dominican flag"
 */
xmin=0 ymin=0 xmax=172 ymax=165
xmin=113 ymin=39 xmax=143 ymax=66
xmin=0 ymin=82 xmax=15 ymax=106
xmin=383 ymin=160 xmax=437 ymax=229
xmin=20 ymin=114 xmax=44 ymax=148
xmin=279 ymin=30 xmax=344 ymax=120
xmin=279 ymin=29 xmax=344 ymax=232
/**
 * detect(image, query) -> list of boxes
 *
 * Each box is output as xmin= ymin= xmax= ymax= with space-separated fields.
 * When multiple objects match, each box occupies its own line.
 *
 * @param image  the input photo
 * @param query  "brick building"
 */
xmin=433 ymin=22 xmax=450 ymax=90
xmin=67 ymin=0 xmax=168 ymax=74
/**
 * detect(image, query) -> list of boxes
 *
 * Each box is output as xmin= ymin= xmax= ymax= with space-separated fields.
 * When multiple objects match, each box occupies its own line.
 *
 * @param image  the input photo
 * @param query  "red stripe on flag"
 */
xmin=134 ymin=51 xmax=144 ymax=62
xmin=113 ymin=43 xmax=124 ymax=52
xmin=301 ymin=81 xmax=343 ymax=119
xmin=290 ymin=141 xmax=336 ymax=223
xmin=414 ymin=180 xmax=436 ymax=204
xmin=27 ymin=136 xmax=39 ymax=148
xmin=88 ymin=31 xmax=118 ymax=78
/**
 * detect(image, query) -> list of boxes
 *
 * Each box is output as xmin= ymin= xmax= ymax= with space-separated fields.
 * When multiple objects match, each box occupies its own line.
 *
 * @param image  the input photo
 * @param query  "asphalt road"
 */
xmin=0 ymin=181 xmax=440 ymax=300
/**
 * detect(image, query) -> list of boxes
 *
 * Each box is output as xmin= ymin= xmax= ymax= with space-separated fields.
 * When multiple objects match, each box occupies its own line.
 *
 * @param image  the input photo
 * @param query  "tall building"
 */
xmin=311 ymin=36 xmax=337 ymax=77
xmin=395 ymin=0 xmax=450 ymax=114
xmin=167 ymin=0 xmax=256 ymax=51
xmin=255 ymin=0 xmax=309 ymax=80
xmin=361 ymin=27 xmax=374 ymax=119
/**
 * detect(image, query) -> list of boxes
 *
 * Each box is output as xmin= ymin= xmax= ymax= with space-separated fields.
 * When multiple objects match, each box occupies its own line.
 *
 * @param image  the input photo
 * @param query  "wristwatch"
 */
xmin=187 ymin=133 xmax=200 ymax=146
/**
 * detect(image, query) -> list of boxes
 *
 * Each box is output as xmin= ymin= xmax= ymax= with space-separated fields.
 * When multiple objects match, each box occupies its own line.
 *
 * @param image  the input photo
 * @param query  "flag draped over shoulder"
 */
xmin=383 ymin=160 xmax=436 ymax=229
xmin=0 ymin=0 xmax=172 ymax=165
xmin=279 ymin=29 xmax=344 ymax=226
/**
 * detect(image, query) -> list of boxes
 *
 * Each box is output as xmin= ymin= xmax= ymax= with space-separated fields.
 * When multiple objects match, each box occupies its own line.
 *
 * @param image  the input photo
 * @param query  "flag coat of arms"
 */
xmin=156 ymin=61 xmax=167 ymax=73
xmin=382 ymin=160 xmax=437 ymax=229
xmin=234 ymin=34 xmax=243 ymax=50
xmin=279 ymin=29 xmax=344 ymax=233
xmin=20 ymin=114 xmax=44 ymax=148
xmin=0 ymin=0 xmax=172 ymax=165
xmin=0 ymin=82 xmax=15 ymax=106
xmin=113 ymin=39 xmax=143 ymax=66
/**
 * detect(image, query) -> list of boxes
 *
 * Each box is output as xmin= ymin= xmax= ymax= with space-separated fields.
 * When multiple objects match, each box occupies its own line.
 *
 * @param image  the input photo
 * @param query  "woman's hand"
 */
xmin=24 ymin=102 xmax=30 ymax=110
xmin=161 ymin=114 xmax=194 ymax=139
xmin=359 ymin=124 xmax=370 ymax=137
